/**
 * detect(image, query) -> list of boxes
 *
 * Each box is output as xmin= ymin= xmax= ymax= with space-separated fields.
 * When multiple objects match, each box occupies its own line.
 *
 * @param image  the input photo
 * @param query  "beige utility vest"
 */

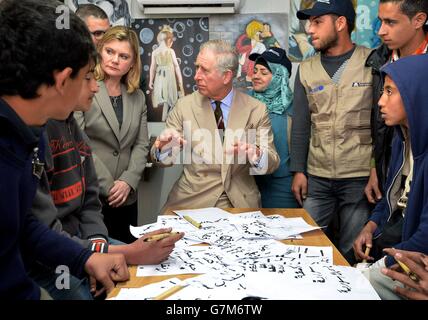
xmin=300 ymin=46 xmax=373 ymax=178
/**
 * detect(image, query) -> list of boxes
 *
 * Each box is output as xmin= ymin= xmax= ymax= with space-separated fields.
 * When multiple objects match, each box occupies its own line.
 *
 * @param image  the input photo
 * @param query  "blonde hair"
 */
xmin=245 ymin=20 xmax=264 ymax=39
xmin=157 ymin=30 xmax=173 ymax=44
xmin=95 ymin=26 xmax=141 ymax=93
xmin=157 ymin=25 xmax=174 ymax=43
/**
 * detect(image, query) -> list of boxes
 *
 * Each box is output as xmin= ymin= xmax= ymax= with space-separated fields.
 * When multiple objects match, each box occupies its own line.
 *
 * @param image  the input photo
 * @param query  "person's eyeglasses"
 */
xmin=91 ymin=30 xmax=106 ymax=39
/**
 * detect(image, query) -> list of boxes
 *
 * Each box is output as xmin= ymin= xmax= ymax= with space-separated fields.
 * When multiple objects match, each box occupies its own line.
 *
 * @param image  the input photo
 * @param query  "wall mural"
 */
xmin=209 ymin=14 xmax=288 ymax=91
xmin=354 ymin=0 xmax=382 ymax=49
xmin=132 ymin=18 xmax=209 ymax=122
xmin=289 ymin=0 xmax=381 ymax=62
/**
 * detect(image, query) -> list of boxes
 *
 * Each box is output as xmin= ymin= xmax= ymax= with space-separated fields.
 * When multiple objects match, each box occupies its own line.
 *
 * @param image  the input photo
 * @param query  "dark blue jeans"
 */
xmin=29 ymin=238 xmax=125 ymax=300
xmin=29 ymin=263 xmax=93 ymax=300
xmin=303 ymin=175 xmax=371 ymax=257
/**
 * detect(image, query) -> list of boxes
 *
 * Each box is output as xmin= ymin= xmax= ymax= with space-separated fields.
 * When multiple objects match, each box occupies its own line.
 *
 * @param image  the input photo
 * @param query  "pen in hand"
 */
xmin=362 ymin=245 xmax=371 ymax=263
xmin=394 ymin=256 xmax=420 ymax=282
xmin=143 ymin=232 xmax=181 ymax=242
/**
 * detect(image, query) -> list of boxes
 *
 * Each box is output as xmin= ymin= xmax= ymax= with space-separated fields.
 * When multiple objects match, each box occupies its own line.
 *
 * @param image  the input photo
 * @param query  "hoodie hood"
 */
xmin=381 ymin=54 xmax=428 ymax=160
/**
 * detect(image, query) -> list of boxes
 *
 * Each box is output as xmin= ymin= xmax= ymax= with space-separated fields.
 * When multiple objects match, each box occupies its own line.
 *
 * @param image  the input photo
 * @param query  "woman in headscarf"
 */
xmin=249 ymin=48 xmax=298 ymax=208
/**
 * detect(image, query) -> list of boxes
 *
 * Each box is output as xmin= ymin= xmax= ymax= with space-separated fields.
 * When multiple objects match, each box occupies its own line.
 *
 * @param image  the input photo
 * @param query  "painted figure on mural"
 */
xmin=289 ymin=0 xmax=317 ymax=61
xmin=235 ymin=20 xmax=267 ymax=82
xmin=149 ymin=25 xmax=185 ymax=122
xmin=261 ymin=23 xmax=281 ymax=48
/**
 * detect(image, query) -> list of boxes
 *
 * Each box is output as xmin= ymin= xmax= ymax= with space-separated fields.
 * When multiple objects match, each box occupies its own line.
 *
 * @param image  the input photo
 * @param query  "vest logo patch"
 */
xmin=309 ymin=85 xmax=324 ymax=94
xmin=352 ymin=82 xmax=372 ymax=87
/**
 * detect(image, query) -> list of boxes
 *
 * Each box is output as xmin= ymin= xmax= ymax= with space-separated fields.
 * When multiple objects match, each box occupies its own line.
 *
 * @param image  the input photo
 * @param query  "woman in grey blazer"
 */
xmin=75 ymin=26 xmax=149 ymax=243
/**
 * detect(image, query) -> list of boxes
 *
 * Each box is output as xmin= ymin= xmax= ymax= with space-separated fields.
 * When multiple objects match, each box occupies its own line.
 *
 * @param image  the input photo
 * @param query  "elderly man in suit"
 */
xmin=151 ymin=39 xmax=279 ymax=211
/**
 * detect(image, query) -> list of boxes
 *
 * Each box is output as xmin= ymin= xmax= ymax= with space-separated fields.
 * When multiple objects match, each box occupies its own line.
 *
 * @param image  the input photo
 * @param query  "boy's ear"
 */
xmin=53 ymin=67 xmax=73 ymax=94
xmin=413 ymin=12 xmax=427 ymax=29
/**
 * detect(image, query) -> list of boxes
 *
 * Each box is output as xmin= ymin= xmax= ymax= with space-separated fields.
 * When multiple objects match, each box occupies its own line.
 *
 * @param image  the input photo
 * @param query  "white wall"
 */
xmin=239 ymin=0 xmax=289 ymax=14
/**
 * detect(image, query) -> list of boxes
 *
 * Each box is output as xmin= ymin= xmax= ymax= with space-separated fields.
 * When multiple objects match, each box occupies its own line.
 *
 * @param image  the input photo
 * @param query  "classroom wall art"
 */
xmin=132 ymin=18 xmax=209 ymax=122
xmin=209 ymin=14 xmax=289 ymax=90
xmin=354 ymin=0 xmax=382 ymax=49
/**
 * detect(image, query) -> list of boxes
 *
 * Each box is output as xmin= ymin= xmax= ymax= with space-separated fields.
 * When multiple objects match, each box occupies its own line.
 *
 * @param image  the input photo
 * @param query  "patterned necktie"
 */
xmin=214 ymin=100 xmax=225 ymax=130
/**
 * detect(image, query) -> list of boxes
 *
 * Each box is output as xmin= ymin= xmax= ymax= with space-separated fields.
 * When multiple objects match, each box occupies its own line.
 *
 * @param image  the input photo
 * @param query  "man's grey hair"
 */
xmin=76 ymin=3 xmax=109 ymax=21
xmin=200 ymin=39 xmax=239 ymax=77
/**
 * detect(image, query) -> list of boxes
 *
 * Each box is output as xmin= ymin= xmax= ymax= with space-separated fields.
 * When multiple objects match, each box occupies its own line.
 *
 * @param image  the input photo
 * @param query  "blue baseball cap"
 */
xmin=297 ymin=0 xmax=355 ymax=24
xmin=249 ymin=47 xmax=292 ymax=77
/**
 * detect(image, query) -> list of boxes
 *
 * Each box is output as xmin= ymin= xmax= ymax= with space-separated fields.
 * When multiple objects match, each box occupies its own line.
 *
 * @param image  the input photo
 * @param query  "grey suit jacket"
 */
xmin=151 ymin=90 xmax=279 ymax=211
xmin=75 ymin=81 xmax=149 ymax=205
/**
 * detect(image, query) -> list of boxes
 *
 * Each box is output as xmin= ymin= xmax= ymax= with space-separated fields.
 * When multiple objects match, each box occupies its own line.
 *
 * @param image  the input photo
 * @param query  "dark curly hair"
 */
xmin=0 ymin=0 xmax=97 ymax=98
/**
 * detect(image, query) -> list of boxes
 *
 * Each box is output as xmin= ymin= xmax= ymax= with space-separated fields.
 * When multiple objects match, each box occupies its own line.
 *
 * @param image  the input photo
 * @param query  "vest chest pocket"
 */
xmin=307 ymin=91 xmax=329 ymax=114
xmin=339 ymin=131 xmax=372 ymax=169
xmin=311 ymin=132 xmax=321 ymax=147
xmin=356 ymin=131 xmax=372 ymax=145
xmin=347 ymin=87 xmax=373 ymax=113
xmin=310 ymin=124 xmax=332 ymax=148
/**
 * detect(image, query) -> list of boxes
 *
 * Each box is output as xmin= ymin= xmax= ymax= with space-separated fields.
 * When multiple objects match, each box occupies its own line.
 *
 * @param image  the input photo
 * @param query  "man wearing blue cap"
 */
xmin=290 ymin=0 xmax=372 ymax=260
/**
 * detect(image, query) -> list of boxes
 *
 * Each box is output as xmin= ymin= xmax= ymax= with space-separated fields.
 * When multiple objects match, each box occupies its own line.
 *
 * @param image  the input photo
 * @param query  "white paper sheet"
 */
xmin=174 ymin=207 xmax=232 ymax=224
xmin=229 ymin=215 xmax=320 ymax=240
xmin=129 ymin=216 xmax=204 ymax=247
xmin=108 ymin=277 xmax=184 ymax=300
xmin=125 ymin=210 xmax=378 ymax=300
xmin=136 ymin=245 xmax=237 ymax=277
xmin=244 ymin=265 xmax=380 ymax=300
xmin=127 ymin=265 xmax=379 ymax=300
xmin=171 ymin=272 xmax=249 ymax=300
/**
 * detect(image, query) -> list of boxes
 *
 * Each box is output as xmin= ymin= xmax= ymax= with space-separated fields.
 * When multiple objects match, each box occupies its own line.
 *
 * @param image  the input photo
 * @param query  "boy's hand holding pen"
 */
xmin=110 ymin=228 xmax=184 ymax=266
xmin=362 ymin=244 xmax=372 ymax=263
xmin=382 ymin=248 xmax=420 ymax=283
xmin=142 ymin=228 xmax=184 ymax=243
xmin=144 ymin=231 xmax=182 ymax=242
xmin=395 ymin=257 xmax=420 ymax=282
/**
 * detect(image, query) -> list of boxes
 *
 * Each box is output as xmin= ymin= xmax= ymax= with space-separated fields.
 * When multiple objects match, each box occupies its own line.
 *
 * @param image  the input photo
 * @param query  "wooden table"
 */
xmin=108 ymin=208 xmax=349 ymax=298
